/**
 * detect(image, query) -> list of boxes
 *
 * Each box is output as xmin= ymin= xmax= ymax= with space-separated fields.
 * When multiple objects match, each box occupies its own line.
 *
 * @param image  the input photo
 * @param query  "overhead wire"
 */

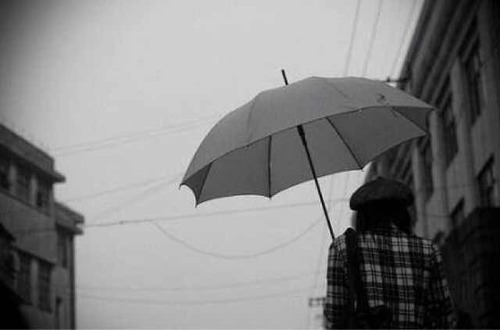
xmin=151 ymin=216 xmax=322 ymax=260
xmin=302 ymin=4 xmax=384 ymax=324
xmin=60 ymin=171 xmax=183 ymax=203
xmin=388 ymin=0 xmax=419 ymax=78
xmin=361 ymin=0 xmax=385 ymax=77
xmin=342 ymin=0 xmax=362 ymax=76
xmin=12 ymin=196 xmax=349 ymax=236
xmin=303 ymin=0 xmax=362 ymax=319
xmin=76 ymin=285 xmax=317 ymax=306
xmin=304 ymin=174 xmax=339 ymax=329
xmin=88 ymin=179 xmax=174 ymax=222
xmin=76 ymin=272 xmax=320 ymax=293
xmin=52 ymin=112 xmax=224 ymax=157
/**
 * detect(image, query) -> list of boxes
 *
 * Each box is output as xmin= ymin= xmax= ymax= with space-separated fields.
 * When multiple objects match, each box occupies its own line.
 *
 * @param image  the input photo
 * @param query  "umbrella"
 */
xmin=181 ymin=72 xmax=434 ymax=239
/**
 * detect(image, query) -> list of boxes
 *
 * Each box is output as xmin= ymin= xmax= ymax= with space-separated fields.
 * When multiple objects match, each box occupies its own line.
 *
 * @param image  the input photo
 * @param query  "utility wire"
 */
xmin=54 ymin=122 xmax=205 ymax=156
xmin=76 ymin=285 xmax=315 ymax=306
xmin=11 ymin=197 xmax=349 ymax=236
xmin=92 ymin=197 xmax=346 ymax=227
xmin=6 ymin=180 xmax=487 ymax=235
xmin=305 ymin=175 xmax=338 ymax=329
xmin=77 ymin=272 xmax=318 ymax=293
xmin=11 ymin=177 xmax=488 ymax=237
xmin=88 ymin=179 xmax=173 ymax=222
xmin=361 ymin=0 xmax=385 ymax=76
xmin=61 ymin=171 xmax=183 ymax=203
xmin=151 ymin=216 xmax=322 ymax=260
xmin=52 ymin=112 xmax=223 ymax=157
xmin=343 ymin=0 xmax=362 ymax=76
xmin=388 ymin=0 xmax=419 ymax=78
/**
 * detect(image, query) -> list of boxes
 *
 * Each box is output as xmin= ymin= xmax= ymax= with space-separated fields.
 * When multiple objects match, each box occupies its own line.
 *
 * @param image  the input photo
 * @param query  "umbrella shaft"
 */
xmin=297 ymin=125 xmax=335 ymax=240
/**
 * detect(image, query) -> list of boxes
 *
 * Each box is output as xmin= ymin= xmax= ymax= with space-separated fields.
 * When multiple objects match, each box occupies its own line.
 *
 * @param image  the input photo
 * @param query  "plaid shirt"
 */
xmin=324 ymin=226 xmax=454 ymax=329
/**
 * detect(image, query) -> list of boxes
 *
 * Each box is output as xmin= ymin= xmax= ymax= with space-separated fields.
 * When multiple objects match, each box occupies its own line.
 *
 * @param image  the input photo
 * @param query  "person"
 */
xmin=324 ymin=177 xmax=455 ymax=329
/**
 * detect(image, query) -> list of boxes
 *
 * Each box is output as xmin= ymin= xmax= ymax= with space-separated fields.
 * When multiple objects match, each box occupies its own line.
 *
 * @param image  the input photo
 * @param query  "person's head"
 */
xmin=350 ymin=177 xmax=413 ymax=234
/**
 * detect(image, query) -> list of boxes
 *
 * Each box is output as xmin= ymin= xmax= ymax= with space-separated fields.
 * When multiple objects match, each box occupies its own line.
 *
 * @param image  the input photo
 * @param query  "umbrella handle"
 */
xmin=282 ymin=70 xmax=335 ymax=240
xmin=297 ymin=125 xmax=335 ymax=240
xmin=281 ymin=69 xmax=289 ymax=85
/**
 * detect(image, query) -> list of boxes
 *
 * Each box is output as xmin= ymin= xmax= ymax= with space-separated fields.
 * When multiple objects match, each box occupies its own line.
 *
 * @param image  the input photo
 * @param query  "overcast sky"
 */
xmin=1 ymin=0 xmax=423 ymax=328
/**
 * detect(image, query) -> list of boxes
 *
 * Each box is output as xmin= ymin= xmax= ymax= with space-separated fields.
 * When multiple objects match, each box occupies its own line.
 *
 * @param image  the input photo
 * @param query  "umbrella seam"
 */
xmin=325 ymin=117 xmax=363 ymax=169
xmin=246 ymin=92 xmax=263 ymax=144
xmin=315 ymin=77 xmax=357 ymax=111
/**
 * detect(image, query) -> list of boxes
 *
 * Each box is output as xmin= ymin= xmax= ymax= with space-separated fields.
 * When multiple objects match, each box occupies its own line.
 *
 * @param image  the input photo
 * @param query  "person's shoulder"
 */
xmin=406 ymin=233 xmax=438 ymax=254
xmin=329 ymin=231 xmax=348 ymax=251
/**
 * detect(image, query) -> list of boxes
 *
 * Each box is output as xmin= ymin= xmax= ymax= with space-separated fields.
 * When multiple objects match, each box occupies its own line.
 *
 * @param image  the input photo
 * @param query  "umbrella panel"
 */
xmin=195 ymin=137 xmax=270 ymax=203
xmin=185 ymin=106 xmax=426 ymax=205
xmin=324 ymin=106 xmax=426 ymax=165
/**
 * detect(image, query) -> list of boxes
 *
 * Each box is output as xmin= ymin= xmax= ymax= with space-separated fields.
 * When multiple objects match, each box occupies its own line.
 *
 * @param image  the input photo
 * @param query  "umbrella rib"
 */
xmin=325 ymin=117 xmax=363 ymax=169
xmin=267 ymin=135 xmax=272 ymax=198
xmin=197 ymin=163 xmax=213 ymax=204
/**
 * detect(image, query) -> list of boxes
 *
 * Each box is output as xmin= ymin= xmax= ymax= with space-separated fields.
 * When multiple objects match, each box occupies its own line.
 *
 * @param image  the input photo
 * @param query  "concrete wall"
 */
xmin=0 ymin=124 xmax=83 ymax=329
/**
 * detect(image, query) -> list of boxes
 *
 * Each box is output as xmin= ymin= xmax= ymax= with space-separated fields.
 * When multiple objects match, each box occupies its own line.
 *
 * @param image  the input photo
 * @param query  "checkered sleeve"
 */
xmin=427 ymin=243 xmax=455 ymax=328
xmin=324 ymin=238 xmax=348 ymax=329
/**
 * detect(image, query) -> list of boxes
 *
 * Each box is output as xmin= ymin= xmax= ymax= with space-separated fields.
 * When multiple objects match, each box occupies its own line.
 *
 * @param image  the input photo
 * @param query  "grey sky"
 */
xmin=1 ymin=0 xmax=422 ymax=328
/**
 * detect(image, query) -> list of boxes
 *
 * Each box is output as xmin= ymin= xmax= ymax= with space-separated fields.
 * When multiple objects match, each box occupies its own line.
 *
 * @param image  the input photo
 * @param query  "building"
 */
xmin=363 ymin=0 xmax=500 ymax=327
xmin=0 ymin=123 xmax=84 ymax=329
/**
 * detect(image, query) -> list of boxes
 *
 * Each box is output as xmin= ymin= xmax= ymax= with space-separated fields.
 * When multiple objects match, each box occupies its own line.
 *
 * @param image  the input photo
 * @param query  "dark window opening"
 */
xmin=478 ymin=157 xmax=496 ymax=207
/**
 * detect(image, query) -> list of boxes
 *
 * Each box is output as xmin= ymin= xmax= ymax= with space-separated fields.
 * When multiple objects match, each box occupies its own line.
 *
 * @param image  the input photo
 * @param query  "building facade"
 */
xmin=363 ymin=0 xmax=500 ymax=327
xmin=0 ymin=124 xmax=84 ymax=329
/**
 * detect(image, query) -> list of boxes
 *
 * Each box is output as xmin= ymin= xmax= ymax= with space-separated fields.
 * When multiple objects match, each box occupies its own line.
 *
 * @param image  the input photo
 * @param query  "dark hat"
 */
xmin=350 ymin=177 xmax=413 ymax=211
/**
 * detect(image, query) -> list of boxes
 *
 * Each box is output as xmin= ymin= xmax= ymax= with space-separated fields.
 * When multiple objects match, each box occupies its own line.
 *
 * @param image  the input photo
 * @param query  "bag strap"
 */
xmin=345 ymin=228 xmax=370 ymax=314
xmin=344 ymin=228 xmax=357 ymax=328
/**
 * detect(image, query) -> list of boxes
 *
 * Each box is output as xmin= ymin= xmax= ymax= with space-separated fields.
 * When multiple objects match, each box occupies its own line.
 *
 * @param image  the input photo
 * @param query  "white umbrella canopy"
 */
xmin=181 ymin=76 xmax=433 ymax=238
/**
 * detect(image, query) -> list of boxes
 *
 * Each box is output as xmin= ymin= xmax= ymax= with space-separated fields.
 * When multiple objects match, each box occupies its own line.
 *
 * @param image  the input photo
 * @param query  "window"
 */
xmin=478 ymin=157 xmax=496 ymax=207
xmin=38 ymin=260 xmax=52 ymax=312
xmin=0 ymin=156 xmax=10 ymax=191
xmin=57 ymin=228 xmax=71 ymax=268
xmin=17 ymin=252 xmax=31 ymax=304
xmin=36 ymin=178 xmax=51 ymax=211
xmin=421 ymin=138 xmax=434 ymax=201
xmin=438 ymin=80 xmax=458 ymax=167
xmin=451 ymin=199 xmax=465 ymax=228
xmin=462 ymin=20 xmax=486 ymax=124
xmin=16 ymin=165 xmax=31 ymax=202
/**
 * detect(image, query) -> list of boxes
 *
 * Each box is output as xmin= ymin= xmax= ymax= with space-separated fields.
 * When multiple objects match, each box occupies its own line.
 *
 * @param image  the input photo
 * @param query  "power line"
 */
xmin=61 ymin=171 xmax=183 ymax=203
xmin=361 ymin=0 xmax=385 ymax=76
xmin=52 ymin=112 xmax=223 ymax=157
xmin=304 ymin=174 xmax=343 ymax=329
xmin=10 ymin=178 xmax=489 ymax=237
xmin=88 ymin=179 xmax=172 ymax=221
xmin=89 ymin=197 xmax=346 ymax=227
xmin=343 ymin=0 xmax=362 ymax=76
xmin=388 ymin=0 xmax=419 ymax=78
xmin=12 ymin=197 xmax=349 ymax=236
xmin=5 ymin=179 xmax=488 ymax=235
xmin=54 ymin=121 xmax=206 ymax=156
xmin=151 ymin=216 xmax=322 ymax=260
xmin=77 ymin=272 xmax=318 ymax=293
xmin=76 ymin=285 xmax=315 ymax=306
